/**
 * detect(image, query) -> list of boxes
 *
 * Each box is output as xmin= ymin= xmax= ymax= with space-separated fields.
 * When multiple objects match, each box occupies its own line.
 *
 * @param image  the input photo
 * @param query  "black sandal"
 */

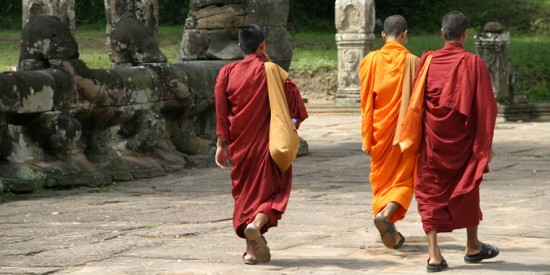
xmin=242 ymin=252 xmax=257 ymax=265
xmin=464 ymin=242 xmax=500 ymax=263
xmin=427 ymin=258 xmax=449 ymax=273
xmin=394 ymin=232 xmax=405 ymax=249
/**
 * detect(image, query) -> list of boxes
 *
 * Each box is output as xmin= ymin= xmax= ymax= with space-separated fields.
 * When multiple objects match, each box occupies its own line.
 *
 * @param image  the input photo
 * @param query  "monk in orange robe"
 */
xmin=358 ymin=15 xmax=418 ymax=249
xmin=412 ymin=11 xmax=499 ymax=272
xmin=214 ymin=25 xmax=308 ymax=264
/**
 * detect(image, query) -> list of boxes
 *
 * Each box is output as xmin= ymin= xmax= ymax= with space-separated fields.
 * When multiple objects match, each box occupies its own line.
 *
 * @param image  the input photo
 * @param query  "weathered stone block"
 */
xmin=110 ymin=13 xmax=167 ymax=65
xmin=0 ymin=71 xmax=55 ymax=113
xmin=19 ymin=15 xmax=78 ymax=62
xmin=180 ymin=29 xmax=241 ymax=60
xmin=142 ymin=63 xmax=190 ymax=104
xmin=245 ymin=0 xmax=288 ymax=27
xmin=186 ymin=4 xmax=245 ymax=29
xmin=264 ymin=26 xmax=293 ymax=71
xmin=190 ymin=0 xmax=245 ymax=9
xmin=0 ymin=164 xmax=47 ymax=193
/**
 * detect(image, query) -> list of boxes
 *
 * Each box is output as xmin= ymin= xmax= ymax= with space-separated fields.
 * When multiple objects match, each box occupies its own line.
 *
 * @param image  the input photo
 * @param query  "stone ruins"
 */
xmin=0 ymin=0 xmax=297 ymax=194
xmin=334 ymin=0 xmax=375 ymax=104
xmin=474 ymin=21 xmax=512 ymax=103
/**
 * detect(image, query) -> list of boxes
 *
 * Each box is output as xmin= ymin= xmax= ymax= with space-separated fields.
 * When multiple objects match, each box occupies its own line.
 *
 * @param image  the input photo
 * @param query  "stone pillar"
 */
xmin=22 ymin=0 xmax=75 ymax=34
xmin=474 ymin=22 xmax=512 ymax=103
xmin=181 ymin=0 xmax=293 ymax=71
xmin=335 ymin=0 xmax=375 ymax=104
xmin=104 ymin=0 xmax=160 ymax=61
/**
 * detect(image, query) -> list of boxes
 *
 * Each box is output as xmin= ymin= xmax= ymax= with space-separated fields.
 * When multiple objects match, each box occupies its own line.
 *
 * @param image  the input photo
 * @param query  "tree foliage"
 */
xmin=0 ymin=0 xmax=548 ymax=33
xmin=0 ymin=0 xmax=22 ymax=28
xmin=375 ymin=0 xmax=550 ymax=34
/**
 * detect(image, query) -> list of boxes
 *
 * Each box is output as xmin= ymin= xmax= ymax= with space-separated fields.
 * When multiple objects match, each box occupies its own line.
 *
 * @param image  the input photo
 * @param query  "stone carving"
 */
xmin=22 ymin=0 xmax=75 ymax=34
xmin=336 ymin=1 xmax=361 ymax=33
xmin=18 ymin=15 xmax=79 ymax=71
xmin=340 ymin=49 xmax=360 ymax=88
xmin=3 ymin=0 xmax=301 ymax=194
xmin=2 ymin=15 xmax=224 ymax=192
xmin=181 ymin=0 xmax=293 ymax=70
xmin=105 ymin=0 xmax=160 ymax=66
xmin=335 ymin=0 xmax=375 ymax=104
xmin=109 ymin=12 xmax=167 ymax=66
xmin=474 ymin=22 xmax=512 ymax=103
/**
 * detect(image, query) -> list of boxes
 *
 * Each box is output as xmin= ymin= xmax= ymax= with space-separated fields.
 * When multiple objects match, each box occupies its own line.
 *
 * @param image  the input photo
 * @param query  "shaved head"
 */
xmin=239 ymin=24 xmax=264 ymax=54
xmin=442 ymin=11 xmax=468 ymax=41
xmin=383 ymin=15 xmax=408 ymax=37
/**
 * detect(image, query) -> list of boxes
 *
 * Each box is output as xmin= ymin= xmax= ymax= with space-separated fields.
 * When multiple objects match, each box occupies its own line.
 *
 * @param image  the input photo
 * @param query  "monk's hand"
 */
xmin=215 ymin=146 xmax=229 ymax=169
xmin=489 ymin=148 xmax=494 ymax=163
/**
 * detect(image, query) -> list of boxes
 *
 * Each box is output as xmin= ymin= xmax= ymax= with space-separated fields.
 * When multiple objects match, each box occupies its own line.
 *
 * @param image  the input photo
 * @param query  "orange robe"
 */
xmin=358 ymin=41 xmax=418 ymax=223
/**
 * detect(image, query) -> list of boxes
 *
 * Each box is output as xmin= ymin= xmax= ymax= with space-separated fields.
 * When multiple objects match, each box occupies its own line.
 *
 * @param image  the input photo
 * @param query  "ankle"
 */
xmin=428 ymin=255 xmax=444 ymax=265
xmin=465 ymin=243 xmax=482 ymax=255
xmin=252 ymin=222 xmax=263 ymax=230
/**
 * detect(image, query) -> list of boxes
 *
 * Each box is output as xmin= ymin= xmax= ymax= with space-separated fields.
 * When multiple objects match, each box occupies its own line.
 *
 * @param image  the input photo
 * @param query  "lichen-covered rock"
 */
xmin=186 ymin=4 xmax=245 ymax=29
xmin=190 ymin=0 xmax=245 ymax=9
xmin=483 ymin=21 xmax=504 ymax=33
xmin=19 ymin=15 xmax=79 ymax=70
xmin=181 ymin=0 xmax=293 ymax=70
xmin=110 ymin=12 xmax=167 ymax=65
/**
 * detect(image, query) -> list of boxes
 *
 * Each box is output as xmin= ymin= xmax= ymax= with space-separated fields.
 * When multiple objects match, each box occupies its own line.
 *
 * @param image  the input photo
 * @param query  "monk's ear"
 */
xmin=381 ymin=31 xmax=387 ymax=41
xmin=463 ymin=29 xmax=468 ymax=39
xmin=440 ymin=28 xmax=445 ymax=39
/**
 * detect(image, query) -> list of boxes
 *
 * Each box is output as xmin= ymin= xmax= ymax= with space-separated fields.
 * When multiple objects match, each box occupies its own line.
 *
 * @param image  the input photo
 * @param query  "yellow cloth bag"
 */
xmin=265 ymin=62 xmax=300 ymax=173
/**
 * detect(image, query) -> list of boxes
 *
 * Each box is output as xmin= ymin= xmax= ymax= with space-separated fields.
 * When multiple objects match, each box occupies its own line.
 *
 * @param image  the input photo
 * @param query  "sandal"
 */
xmin=374 ymin=215 xmax=404 ymax=249
xmin=394 ymin=232 xmax=405 ymax=249
xmin=464 ymin=242 xmax=500 ymax=263
xmin=427 ymin=258 xmax=449 ymax=273
xmin=242 ymin=252 xmax=257 ymax=265
xmin=244 ymin=224 xmax=271 ymax=263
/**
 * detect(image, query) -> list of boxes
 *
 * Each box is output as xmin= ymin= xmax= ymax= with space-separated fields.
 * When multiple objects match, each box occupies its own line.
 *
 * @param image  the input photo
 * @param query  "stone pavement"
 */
xmin=1 ymin=113 xmax=549 ymax=274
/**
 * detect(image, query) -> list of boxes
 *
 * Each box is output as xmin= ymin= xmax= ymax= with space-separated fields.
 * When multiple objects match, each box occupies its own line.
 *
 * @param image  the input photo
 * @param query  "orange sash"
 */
xmin=398 ymin=54 xmax=432 ymax=155
xmin=393 ymin=53 xmax=418 ymax=145
xmin=265 ymin=62 xmax=300 ymax=173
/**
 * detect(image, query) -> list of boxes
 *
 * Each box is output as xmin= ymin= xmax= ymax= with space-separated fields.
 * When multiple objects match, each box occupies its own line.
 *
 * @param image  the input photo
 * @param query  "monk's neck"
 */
xmin=445 ymin=41 xmax=464 ymax=48
xmin=385 ymin=38 xmax=404 ymax=46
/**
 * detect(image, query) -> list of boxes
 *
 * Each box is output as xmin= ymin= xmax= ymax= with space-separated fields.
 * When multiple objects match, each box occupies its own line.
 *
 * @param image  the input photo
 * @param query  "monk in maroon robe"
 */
xmin=413 ymin=12 xmax=499 ymax=272
xmin=214 ymin=25 xmax=308 ymax=264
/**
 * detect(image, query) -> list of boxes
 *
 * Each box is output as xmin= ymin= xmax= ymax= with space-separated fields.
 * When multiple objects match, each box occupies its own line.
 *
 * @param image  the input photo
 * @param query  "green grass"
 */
xmin=74 ymin=25 xmax=182 ymax=69
xmin=288 ymin=30 xmax=550 ymax=102
xmin=508 ymin=35 xmax=550 ymax=102
xmin=288 ymin=32 xmax=338 ymax=71
xmin=0 ymin=31 xmax=20 ymax=71
xmin=1 ymin=27 xmax=549 ymax=102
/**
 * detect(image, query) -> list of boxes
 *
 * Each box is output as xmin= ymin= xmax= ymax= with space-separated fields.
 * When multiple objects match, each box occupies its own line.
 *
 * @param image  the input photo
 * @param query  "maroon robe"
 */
xmin=414 ymin=43 xmax=497 ymax=232
xmin=215 ymin=54 xmax=308 ymax=238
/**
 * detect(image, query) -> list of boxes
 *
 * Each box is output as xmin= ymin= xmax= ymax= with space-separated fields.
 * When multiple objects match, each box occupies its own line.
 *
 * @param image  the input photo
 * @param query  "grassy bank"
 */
xmin=1 ymin=27 xmax=549 ymax=102
xmin=289 ymin=31 xmax=550 ymax=103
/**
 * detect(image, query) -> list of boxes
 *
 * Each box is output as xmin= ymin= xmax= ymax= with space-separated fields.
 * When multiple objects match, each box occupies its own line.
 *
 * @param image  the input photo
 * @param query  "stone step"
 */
xmin=305 ymin=103 xmax=361 ymax=114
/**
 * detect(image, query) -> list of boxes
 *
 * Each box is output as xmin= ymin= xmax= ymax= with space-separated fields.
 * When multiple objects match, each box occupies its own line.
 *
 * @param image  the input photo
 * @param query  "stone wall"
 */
xmin=181 ymin=0 xmax=293 ymax=70
xmin=1 ymin=0 xmax=301 ymax=194
xmin=3 ymin=15 xmax=225 ymax=193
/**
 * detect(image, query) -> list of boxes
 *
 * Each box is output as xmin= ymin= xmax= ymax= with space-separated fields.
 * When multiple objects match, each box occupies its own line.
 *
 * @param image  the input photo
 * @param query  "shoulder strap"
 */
xmin=393 ymin=53 xmax=419 ymax=145
xmin=398 ymin=53 xmax=432 ymax=154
